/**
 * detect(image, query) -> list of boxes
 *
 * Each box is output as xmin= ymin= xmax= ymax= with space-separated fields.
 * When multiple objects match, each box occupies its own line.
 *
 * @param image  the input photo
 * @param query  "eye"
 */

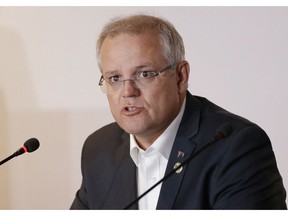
xmin=138 ymin=71 xmax=157 ymax=78
xmin=108 ymin=75 xmax=120 ymax=83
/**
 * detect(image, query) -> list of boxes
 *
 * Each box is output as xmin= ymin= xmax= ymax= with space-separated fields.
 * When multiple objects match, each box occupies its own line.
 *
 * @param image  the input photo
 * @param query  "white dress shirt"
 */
xmin=130 ymin=98 xmax=186 ymax=209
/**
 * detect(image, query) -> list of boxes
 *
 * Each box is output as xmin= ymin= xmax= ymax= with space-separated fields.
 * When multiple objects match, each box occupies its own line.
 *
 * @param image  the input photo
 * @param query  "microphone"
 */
xmin=0 ymin=138 xmax=40 ymax=166
xmin=123 ymin=123 xmax=233 ymax=209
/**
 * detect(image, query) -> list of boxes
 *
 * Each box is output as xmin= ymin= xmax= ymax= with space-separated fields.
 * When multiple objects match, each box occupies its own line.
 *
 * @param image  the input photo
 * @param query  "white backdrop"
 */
xmin=0 ymin=7 xmax=287 ymax=209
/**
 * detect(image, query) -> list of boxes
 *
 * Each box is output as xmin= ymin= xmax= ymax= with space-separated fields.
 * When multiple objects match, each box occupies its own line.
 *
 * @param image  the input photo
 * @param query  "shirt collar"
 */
xmin=130 ymin=97 xmax=186 ymax=166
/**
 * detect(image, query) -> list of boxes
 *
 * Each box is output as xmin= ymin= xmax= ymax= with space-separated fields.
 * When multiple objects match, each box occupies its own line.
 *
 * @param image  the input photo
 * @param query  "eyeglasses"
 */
xmin=98 ymin=64 xmax=177 ymax=94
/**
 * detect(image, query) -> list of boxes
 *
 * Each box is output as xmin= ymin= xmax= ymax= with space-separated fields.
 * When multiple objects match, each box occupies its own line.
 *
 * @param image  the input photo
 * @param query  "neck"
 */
xmin=134 ymin=133 xmax=161 ymax=150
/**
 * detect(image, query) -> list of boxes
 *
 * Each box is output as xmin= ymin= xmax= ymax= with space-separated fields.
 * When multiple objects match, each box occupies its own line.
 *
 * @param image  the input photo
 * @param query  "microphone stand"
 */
xmin=0 ymin=154 xmax=16 ymax=166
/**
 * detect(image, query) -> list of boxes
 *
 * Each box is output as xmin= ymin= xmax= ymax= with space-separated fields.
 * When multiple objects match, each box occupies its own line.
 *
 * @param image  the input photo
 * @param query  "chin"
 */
xmin=121 ymin=124 xmax=148 ymax=136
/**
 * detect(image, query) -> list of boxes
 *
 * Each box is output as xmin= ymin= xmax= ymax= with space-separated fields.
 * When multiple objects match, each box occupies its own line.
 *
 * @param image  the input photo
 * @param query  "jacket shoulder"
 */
xmin=82 ymin=122 xmax=127 ymax=160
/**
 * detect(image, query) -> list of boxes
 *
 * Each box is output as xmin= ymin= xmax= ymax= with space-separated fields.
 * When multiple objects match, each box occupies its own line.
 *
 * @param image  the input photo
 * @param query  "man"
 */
xmin=71 ymin=14 xmax=286 ymax=209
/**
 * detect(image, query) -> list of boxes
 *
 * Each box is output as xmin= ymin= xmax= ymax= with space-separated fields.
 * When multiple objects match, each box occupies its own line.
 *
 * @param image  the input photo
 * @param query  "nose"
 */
xmin=121 ymin=79 xmax=140 ymax=97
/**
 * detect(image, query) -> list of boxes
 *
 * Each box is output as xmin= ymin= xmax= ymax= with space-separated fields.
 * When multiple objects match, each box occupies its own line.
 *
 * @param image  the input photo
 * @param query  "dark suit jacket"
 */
xmin=71 ymin=92 xmax=287 ymax=209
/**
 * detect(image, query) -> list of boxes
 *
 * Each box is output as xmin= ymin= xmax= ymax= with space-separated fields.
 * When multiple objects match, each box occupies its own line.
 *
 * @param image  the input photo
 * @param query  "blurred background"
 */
xmin=0 ymin=6 xmax=287 ymax=209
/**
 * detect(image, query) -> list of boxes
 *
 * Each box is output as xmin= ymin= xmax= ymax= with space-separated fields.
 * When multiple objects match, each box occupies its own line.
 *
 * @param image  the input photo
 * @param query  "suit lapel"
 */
xmin=102 ymin=132 xmax=138 ymax=209
xmin=157 ymin=92 xmax=202 ymax=209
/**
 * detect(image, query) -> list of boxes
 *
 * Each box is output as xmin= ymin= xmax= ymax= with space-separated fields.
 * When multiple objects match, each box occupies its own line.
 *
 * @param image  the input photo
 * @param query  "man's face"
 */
xmin=99 ymin=32 xmax=186 ymax=147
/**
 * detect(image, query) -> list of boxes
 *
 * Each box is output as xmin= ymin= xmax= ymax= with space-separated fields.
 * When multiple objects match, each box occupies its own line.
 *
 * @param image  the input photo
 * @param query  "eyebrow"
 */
xmin=103 ymin=64 xmax=155 ymax=76
xmin=103 ymin=70 xmax=119 ymax=76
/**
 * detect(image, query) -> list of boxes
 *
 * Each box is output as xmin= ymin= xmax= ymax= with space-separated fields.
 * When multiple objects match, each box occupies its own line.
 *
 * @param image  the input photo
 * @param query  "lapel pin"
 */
xmin=177 ymin=150 xmax=185 ymax=158
xmin=173 ymin=162 xmax=183 ymax=174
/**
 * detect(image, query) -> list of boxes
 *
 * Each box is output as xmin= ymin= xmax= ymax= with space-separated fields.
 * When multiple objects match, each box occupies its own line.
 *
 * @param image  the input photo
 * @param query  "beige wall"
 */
xmin=0 ymin=7 xmax=287 ymax=209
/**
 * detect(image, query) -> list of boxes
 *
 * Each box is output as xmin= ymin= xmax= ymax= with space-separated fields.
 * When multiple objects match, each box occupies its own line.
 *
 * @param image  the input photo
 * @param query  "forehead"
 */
xmin=101 ymin=31 xmax=162 ymax=52
xmin=99 ymin=32 xmax=166 ymax=71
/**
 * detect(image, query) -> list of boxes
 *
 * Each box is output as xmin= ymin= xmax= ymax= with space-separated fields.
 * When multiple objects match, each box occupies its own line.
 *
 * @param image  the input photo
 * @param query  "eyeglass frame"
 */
xmin=98 ymin=63 xmax=178 ymax=94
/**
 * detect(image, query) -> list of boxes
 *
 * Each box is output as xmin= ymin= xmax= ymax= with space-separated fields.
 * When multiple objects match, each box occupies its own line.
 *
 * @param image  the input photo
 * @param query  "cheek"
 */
xmin=162 ymin=86 xmax=180 ymax=107
xmin=156 ymin=82 xmax=179 ymax=100
xmin=107 ymin=96 xmax=119 ymax=116
xmin=146 ymin=85 xmax=178 ymax=111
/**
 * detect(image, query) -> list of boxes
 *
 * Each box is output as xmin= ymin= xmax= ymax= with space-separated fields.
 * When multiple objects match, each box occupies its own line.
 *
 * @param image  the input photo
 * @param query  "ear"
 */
xmin=176 ymin=60 xmax=190 ymax=94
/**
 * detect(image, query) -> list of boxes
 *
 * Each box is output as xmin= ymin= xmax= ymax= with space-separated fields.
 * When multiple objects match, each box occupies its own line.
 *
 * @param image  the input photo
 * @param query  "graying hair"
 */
xmin=96 ymin=14 xmax=185 ymax=71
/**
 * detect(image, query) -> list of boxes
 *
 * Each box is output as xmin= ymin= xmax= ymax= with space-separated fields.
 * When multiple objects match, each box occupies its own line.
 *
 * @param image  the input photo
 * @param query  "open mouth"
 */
xmin=122 ymin=105 xmax=144 ymax=115
xmin=126 ymin=107 xmax=136 ymax=111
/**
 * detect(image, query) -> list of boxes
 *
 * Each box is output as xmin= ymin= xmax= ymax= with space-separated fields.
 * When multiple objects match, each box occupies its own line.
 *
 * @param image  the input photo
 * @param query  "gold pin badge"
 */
xmin=173 ymin=162 xmax=183 ymax=174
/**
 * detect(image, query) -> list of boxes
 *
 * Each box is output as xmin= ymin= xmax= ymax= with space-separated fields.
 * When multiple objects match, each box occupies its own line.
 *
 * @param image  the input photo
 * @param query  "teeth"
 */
xmin=127 ymin=107 xmax=136 ymax=111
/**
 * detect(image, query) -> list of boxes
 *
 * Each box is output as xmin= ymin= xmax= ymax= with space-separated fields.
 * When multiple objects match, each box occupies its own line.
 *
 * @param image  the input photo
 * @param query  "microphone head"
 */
xmin=23 ymin=138 xmax=40 ymax=153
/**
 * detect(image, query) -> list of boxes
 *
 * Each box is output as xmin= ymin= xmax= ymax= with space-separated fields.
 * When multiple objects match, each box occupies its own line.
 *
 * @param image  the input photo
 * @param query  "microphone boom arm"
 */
xmin=123 ymin=124 xmax=233 ymax=209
